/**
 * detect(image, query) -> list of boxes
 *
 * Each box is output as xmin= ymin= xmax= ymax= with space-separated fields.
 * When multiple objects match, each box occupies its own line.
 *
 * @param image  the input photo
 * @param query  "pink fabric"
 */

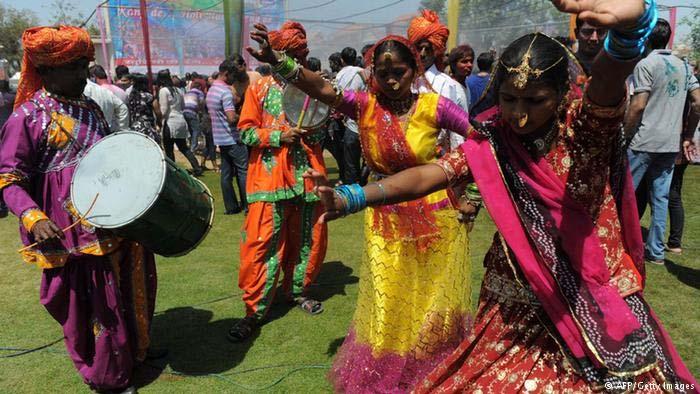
xmin=329 ymin=328 xmax=464 ymax=394
xmin=462 ymin=128 xmax=640 ymax=363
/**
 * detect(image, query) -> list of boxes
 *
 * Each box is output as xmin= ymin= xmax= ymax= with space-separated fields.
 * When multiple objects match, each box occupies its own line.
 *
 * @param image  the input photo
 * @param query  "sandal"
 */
xmin=296 ymin=297 xmax=324 ymax=315
xmin=227 ymin=316 xmax=257 ymax=343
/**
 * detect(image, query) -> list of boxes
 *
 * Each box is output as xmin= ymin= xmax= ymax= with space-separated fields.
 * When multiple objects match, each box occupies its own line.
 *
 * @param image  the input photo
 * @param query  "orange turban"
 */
xmin=407 ymin=10 xmax=449 ymax=56
xmin=14 ymin=25 xmax=95 ymax=109
xmin=268 ymin=21 xmax=309 ymax=60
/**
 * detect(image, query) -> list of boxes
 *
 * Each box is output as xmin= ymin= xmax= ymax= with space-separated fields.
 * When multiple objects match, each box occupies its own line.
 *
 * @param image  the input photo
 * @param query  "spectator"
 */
xmin=255 ymin=64 xmax=272 ymax=76
xmin=334 ymin=47 xmax=367 ymax=185
xmin=624 ymin=19 xmax=700 ymax=265
xmin=467 ymin=51 xmax=495 ymax=113
xmin=448 ymin=45 xmax=475 ymax=89
xmin=83 ymin=78 xmax=129 ymax=133
xmin=156 ymin=69 xmax=203 ymax=176
xmin=328 ymin=52 xmax=342 ymax=77
xmin=0 ymin=80 xmax=15 ymax=127
xmin=307 ymin=57 xmax=322 ymax=72
xmin=574 ymin=15 xmax=608 ymax=73
xmin=127 ymin=73 xmax=160 ymax=144
xmin=206 ymin=58 xmax=248 ymax=214
xmin=183 ymin=79 xmax=206 ymax=156
xmin=0 ymin=80 xmax=13 ymax=218
xmin=115 ymin=64 xmax=132 ymax=91
xmin=89 ymin=64 xmax=127 ymax=102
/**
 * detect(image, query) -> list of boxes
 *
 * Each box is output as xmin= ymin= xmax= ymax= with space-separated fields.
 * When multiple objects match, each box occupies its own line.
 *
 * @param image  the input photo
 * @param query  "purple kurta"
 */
xmin=1 ymin=90 xmax=120 ymax=266
xmin=0 ymin=90 xmax=157 ymax=391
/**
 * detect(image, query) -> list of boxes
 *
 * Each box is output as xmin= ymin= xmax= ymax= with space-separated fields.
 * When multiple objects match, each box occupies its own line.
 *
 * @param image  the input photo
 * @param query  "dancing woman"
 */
xmin=247 ymin=28 xmax=474 ymax=391
xmin=306 ymin=0 xmax=699 ymax=392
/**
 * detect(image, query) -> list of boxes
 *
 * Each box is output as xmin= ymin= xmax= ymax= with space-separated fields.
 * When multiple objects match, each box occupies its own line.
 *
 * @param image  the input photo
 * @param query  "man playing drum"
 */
xmin=229 ymin=21 xmax=328 ymax=342
xmin=0 ymin=26 xmax=157 ymax=393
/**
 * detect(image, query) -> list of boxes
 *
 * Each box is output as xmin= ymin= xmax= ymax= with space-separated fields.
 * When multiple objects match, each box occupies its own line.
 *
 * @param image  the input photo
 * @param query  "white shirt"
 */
xmin=83 ymin=80 xmax=129 ymax=133
xmin=418 ymin=64 xmax=470 ymax=149
xmin=159 ymin=87 xmax=189 ymax=139
xmin=334 ymin=65 xmax=367 ymax=134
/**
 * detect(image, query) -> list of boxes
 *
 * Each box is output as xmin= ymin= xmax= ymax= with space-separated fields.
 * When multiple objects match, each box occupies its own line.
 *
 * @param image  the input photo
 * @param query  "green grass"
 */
xmin=1 ymin=162 xmax=699 ymax=393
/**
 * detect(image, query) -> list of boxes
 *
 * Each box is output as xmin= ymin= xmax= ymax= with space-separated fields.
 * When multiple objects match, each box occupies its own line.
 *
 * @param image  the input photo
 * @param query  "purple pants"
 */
xmin=40 ymin=242 xmax=157 ymax=391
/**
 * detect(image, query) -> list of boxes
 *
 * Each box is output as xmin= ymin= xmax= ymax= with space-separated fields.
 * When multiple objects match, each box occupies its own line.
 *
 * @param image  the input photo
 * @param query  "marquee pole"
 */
xmin=139 ymin=0 xmax=154 ymax=89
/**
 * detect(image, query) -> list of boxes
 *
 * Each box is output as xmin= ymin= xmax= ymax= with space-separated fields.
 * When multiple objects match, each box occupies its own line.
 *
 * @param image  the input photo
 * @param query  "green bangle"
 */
xmin=273 ymin=55 xmax=297 ymax=79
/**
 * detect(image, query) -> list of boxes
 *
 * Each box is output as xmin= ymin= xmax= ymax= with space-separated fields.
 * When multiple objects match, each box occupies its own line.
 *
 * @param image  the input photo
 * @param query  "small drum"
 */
xmin=282 ymin=84 xmax=330 ymax=130
xmin=70 ymin=131 xmax=214 ymax=257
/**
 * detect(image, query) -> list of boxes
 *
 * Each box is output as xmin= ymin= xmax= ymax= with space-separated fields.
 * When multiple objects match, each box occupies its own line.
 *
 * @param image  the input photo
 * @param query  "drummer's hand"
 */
xmin=550 ymin=0 xmax=645 ymax=28
xmin=280 ymin=128 xmax=301 ymax=144
xmin=246 ymin=23 xmax=283 ymax=66
xmin=32 ymin=219 xmax=64 ymax=243
xmin=303 ymin=169 xmax=344 ymax=223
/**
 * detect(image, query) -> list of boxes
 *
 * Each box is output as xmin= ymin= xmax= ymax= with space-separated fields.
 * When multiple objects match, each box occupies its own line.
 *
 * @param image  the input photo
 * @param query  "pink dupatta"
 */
xmin=462 ymin=103 xmax=697 ymax=386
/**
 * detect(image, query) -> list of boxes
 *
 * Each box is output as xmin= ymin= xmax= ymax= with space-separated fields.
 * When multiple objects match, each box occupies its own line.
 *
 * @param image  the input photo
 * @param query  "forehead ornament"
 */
xmin=500 ymin=33 xmax=564 ymax=90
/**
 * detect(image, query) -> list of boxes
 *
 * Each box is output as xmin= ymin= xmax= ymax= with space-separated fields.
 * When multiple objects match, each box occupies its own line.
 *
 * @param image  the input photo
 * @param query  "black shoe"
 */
xmin=224 ymin=208 xmax=242 ymax=215
xmin=227 ymin=317 xmax=257 ymax=343
xmin=0 ymin=209 xmax=8 ymax=219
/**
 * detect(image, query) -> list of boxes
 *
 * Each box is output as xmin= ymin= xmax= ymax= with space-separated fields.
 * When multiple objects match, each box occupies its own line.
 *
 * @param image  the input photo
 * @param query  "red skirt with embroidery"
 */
xmin=414 ymin=238 xmax=672 ymax=394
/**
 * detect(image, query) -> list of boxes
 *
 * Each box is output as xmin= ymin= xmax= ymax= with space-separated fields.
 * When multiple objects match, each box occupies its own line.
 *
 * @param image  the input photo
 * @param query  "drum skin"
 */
xmin=282 ymin=84 xmax=330 ymax=130
xmin=71 ymin=132 xmax=214 ymax=257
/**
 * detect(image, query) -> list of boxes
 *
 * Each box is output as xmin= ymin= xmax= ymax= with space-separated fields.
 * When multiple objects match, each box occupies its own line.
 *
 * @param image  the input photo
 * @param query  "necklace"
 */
xmin=521 ymin=119 xmax=560 ymax=157
xmin=377 ymin=93 xmax=416 ymax=116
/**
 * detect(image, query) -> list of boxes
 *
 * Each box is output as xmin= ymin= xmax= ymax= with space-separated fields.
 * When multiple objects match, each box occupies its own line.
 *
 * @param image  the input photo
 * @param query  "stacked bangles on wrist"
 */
xmin=460 ymin=183 xmax=482 ymax=223
xmin=604 ymin=0 xmax=658 ymax=60
xmin=334 ymin=184 xmax=367 ymax=217
xmin=272 ymin=53 xmax=302 ymax=82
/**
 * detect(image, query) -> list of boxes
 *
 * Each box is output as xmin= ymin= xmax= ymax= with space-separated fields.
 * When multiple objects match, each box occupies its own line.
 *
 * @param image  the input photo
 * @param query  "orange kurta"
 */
xmin=237 ymin=76 xmax=328 ymax=319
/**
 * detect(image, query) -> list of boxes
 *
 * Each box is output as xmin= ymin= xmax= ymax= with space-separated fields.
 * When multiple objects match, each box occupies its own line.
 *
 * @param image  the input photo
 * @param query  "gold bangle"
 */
xmin=21 ymin=209 xmax=49 ymax=232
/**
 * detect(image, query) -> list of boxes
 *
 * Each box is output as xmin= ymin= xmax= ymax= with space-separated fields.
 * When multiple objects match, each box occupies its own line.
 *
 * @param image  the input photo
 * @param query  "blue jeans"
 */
xmin=219 ymin=144 xmax=248 ymax=212
xmin=627 ymin=149 xmax=677 ymax=260
xmin=184 ymin=112 xmax=201 ymax=153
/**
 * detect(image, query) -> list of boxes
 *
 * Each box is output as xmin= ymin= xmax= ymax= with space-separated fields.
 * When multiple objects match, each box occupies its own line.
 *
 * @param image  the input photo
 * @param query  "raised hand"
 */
xmin=245 ymin=23 xmax=282 ymax=65
xmin=550 ymin=0 xmax=645 ymax=28
xmin=303 ymin=169 xmax=345 ymax=223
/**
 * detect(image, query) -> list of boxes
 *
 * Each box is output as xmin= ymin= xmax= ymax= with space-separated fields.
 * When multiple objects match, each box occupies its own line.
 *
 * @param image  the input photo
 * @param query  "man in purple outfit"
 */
xmin=0 ymin=26 xmax=156 ymax=394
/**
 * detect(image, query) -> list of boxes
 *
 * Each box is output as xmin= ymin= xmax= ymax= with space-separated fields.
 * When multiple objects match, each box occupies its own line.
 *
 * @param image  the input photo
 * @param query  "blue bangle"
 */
xmin=334 ymin=184 xmax=367 ymax=216
xmin=604 ymin=0 xmax=658 ymax=60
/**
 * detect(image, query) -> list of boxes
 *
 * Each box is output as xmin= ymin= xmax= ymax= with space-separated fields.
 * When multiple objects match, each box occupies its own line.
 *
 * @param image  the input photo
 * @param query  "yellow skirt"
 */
xmin=353 ymin=203 xmax=472 ymax=358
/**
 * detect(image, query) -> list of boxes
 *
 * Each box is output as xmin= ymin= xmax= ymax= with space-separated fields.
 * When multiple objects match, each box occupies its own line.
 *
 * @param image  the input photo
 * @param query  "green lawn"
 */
xmin=1 ymin=163 xmax=699 ymax=393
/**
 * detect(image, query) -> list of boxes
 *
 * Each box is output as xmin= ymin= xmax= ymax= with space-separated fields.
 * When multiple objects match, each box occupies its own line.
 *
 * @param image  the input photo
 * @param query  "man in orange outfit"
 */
xmin=228 ymin=21 xmax=328 ymax=342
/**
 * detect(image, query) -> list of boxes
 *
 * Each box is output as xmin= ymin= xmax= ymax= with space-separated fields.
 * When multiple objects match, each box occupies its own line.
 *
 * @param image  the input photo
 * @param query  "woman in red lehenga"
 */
xmin=307 ymin=0 xmax=699 ymax=392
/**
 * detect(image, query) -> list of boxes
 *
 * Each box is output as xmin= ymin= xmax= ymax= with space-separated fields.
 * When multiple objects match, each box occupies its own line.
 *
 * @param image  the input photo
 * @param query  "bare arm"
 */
xmin=588 ymin=52 xmax=639 ymax=107
xmin=682 ymin=89 xmax=700 ymax=160
xmin=305 ymin=164 xmax=450 ymax=223
xmin=246 ymin=23 xmax=339 ymax=106
xmin=623 ymin=92 xmax=649 ymax=140
xmin=684 ymin=89 xmax=700 ymax=140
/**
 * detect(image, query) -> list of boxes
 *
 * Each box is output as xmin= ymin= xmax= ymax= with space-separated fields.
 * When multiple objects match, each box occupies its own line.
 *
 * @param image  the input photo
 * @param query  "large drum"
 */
xmin=70 ymin=131 xmax=214 ymax=257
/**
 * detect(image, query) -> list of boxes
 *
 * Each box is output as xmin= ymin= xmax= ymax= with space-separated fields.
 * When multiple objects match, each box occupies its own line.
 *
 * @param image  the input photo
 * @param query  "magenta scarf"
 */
xmin=462 ymin=108 xmax=696 ymax=386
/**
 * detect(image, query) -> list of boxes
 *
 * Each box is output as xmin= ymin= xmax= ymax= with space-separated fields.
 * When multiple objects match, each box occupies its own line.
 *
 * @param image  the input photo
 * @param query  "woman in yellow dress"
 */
xmin=246 ymin=27 xmax=474 ymax=392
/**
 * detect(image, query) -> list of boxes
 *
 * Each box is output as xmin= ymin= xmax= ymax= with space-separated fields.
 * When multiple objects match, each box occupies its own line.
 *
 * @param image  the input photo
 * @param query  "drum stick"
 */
xmin=17 ymin=193 xmax=100 ymax=253
xmin=297 ymin=95 xmax=312 ymax=133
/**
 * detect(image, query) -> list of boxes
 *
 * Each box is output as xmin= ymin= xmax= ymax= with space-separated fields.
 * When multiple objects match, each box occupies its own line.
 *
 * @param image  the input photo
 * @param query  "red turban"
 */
xmin=268 ymin=21 xmax=309 ymax=60
xmin=407 ymin=10 xmax=449 ymax=56
xmin=15 ymin=25 xmax=95 ymax=109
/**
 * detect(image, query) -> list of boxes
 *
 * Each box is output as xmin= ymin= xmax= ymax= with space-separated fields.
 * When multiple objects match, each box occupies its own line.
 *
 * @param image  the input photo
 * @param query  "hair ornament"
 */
xmin=501 ymin=33 xmax=565 ymax=90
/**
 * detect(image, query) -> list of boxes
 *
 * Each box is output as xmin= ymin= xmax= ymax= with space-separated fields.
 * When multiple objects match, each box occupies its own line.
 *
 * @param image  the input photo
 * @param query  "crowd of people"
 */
xmin=1 ymin=0 xmax=700 ymax=393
